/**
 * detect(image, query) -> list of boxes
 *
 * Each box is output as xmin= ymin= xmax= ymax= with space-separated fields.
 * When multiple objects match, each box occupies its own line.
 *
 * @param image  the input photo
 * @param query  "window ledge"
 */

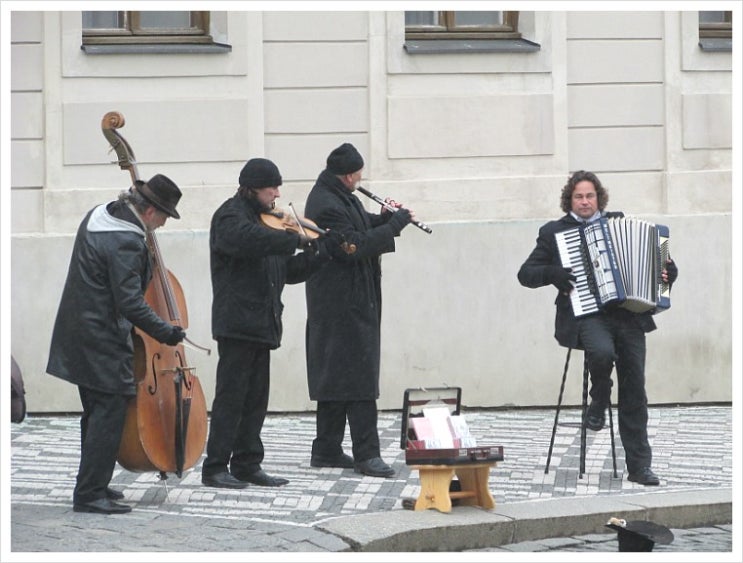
xmin=698 ymin=37 xmax=732 ymax=52
xmin=81 ymin=42 xmax=232 ymax=55
xmin=404 ymin=38 xmax=540 ymax=55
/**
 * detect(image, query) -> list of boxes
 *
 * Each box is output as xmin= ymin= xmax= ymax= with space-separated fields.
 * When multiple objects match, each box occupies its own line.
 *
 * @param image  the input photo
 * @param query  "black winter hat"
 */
xmin=135 ymin=174 xmax=182 ymax=219
xmin=605 ymin=518 xmax=674 ymax=552
xmin=326 ymin=143 xmax=364 ymax=175
xmin=239 ymin=158 xmax=282 ymax=189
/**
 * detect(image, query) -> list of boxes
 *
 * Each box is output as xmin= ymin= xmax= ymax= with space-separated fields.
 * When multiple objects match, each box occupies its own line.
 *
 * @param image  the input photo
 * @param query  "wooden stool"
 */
xmin=410 ymin=462 xmax=497 ymax=513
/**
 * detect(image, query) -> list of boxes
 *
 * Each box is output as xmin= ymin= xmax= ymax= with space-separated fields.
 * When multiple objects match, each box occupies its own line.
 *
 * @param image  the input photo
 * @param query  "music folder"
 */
xmin=401 ymin=386 xmax=504 ymax=466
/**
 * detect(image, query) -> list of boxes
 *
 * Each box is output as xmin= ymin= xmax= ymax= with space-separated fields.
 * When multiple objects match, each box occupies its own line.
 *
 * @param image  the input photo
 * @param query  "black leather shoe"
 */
xmin=311 ymin=453 xmax=354 ymax=469
xmin=235 ymin=469 xmax=289 ymax=487
xmin=627 ymin=467 xmax=660 ymax=486
xmin=354 ymin=457 xmax=395 ymax=478
xmin=73 ymin=498 xmax=132 ymax=514
xmin=585 ymin=401 xmax=606 ymax=431
xmin=106 ymin=487 xmax=124 ymax=500
xmin=201 ymin=471 xmax=250 ymax=489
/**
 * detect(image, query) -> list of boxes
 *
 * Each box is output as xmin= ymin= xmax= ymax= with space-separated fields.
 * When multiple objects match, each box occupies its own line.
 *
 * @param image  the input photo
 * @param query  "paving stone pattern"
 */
xmin=11 ymin=405 xmax=732 ymax=528
xmin=10 ymin=405 xmax=736 ymax=556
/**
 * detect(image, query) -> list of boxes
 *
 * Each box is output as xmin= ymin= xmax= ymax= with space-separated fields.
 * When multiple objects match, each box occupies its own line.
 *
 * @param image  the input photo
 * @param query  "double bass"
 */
xmin=101 ymin=111 xmax=208 ymax=479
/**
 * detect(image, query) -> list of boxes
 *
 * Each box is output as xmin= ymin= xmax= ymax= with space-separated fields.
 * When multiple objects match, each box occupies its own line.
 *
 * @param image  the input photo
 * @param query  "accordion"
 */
xmin=555 ymin=216 xmax=671 ymax=318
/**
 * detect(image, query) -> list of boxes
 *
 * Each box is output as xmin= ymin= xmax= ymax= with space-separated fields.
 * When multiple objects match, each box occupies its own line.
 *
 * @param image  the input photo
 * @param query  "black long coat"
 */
xmin=47 ymin=203 xmax=175 ymax=395
xmin=304 ymin=170 xmax=398 ymax=401
xmin=517 ymin=211 xmax=656 ymax=349
xmin=210 ymin=193 xmax=324 ymax=349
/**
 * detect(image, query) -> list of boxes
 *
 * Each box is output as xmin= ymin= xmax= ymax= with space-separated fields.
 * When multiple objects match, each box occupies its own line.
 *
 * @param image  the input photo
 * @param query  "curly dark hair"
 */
xmin=560 ymin=170 xmax=609 ymax=213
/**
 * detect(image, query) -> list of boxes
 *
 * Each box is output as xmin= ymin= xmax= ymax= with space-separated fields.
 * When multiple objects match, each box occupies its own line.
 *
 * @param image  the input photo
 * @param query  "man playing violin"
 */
xmin=47 ymin=174 xmax=187 ymax=514
xmin=202 ymin=157 xmax=341 ymax=489
xmin=303 ymin=143 xmax=415 ymax=478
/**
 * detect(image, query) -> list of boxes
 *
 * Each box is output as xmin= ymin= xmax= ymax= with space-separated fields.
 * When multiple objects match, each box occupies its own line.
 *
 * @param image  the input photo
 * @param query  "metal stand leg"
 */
xmin=607 ymin=399 xmax=618 ymax=478
xmin=545 ymin=348 xmax=572 ymax=474
xmin=579 ymin=356 xmax=589 ymax=478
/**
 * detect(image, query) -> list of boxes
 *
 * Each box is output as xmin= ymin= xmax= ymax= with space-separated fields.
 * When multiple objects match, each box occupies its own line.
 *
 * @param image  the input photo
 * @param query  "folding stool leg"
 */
xmin=545 ymin=348 xmax=572 ymax=474
xmin=607 ymin=400 xmax=618 ymax=478
xmin=579 ymin=355 xmax=589 ymax=478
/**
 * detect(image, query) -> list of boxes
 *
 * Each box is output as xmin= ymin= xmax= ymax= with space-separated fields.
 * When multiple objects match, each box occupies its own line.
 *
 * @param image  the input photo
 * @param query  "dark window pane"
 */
xmin=405 ymin=11 xmax=438 ymax=26
xmin=454 ymin=11 xmax=503 ymax=27
xmin=82 ymin=11 xmax=123 ymax=29
xmin=138 ymin=11 xmax=192 ymax=29
xmin=699 ymin=11 xmax=729 ymax=24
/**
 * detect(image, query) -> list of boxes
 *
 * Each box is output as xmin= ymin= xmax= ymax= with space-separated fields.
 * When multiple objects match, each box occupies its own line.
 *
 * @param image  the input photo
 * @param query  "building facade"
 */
xmin=7 ymin=10 xmax=734 ymax=412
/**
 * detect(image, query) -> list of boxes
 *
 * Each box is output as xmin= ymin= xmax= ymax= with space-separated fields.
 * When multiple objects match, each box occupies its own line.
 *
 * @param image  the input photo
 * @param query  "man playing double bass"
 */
xmin=47 ymin=175 xmax=187 ymax=515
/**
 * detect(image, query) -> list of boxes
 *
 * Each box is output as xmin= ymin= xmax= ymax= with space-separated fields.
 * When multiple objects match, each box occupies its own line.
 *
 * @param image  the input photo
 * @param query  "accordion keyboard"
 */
xmin=555 ymin=227 xmax=601 ymax=317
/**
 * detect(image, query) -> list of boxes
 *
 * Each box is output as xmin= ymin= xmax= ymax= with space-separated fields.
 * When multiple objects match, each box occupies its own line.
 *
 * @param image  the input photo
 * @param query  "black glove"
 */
xmin=164 ymin=325 xmax=186 ymax=346
xmin=320 ymin=230 xmax=350 ymax=259
xmin=324 ymin=229 xmax=346 ymax=247
xmin=297 ymin=234 xmax=315 ymax=250
xmin=548 ymin=266 xmax=576 ymax=294
xmin=387 ymin=208 xmax=412 ymax=236
xmin=664 ymin=259 xmax=678 ymax=285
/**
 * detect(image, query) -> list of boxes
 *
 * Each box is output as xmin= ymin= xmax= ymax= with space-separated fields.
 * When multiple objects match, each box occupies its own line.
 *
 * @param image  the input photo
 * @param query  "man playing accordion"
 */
xmin=517 ymin=170 xmax=678 ymax=486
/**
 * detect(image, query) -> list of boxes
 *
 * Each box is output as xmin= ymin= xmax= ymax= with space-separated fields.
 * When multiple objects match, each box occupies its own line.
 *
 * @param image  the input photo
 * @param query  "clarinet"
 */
xmin=357 ymin=186 xmax=433 ymax=234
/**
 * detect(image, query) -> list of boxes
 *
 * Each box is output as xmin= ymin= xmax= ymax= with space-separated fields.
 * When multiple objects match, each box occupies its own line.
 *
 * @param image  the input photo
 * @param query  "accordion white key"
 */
xmin=555 ymin=217 xmax=671 ymax=318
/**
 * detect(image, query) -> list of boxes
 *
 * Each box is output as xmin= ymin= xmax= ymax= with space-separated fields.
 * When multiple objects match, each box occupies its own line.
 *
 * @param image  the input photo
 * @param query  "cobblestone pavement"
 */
xmin=8 ymin=404 xmax=735 ymax=555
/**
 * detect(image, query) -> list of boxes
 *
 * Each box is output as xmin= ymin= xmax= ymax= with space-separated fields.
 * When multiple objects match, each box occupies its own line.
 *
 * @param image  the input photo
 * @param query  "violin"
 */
xmin=261 ymin=204 xmax=357 ymax=254
xmin=261 ymin=206 xmax=325 ymax=239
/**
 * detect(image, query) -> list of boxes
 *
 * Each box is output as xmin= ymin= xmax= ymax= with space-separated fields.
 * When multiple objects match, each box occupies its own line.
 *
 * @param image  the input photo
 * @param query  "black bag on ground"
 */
xmin=11 ymin=355 xmax=27 ymax=423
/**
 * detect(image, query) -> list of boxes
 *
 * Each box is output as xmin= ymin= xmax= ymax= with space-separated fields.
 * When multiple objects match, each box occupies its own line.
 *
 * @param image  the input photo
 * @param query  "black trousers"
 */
xmin=202 ymin=338 xmax=270 ymax=478
xmin=74 ymin=386 xmax=129 ymax=504
xmin=312 ymin=400 xmax=380 ymax=462
xmin=577 ymin=310 xmax=651 ymax=473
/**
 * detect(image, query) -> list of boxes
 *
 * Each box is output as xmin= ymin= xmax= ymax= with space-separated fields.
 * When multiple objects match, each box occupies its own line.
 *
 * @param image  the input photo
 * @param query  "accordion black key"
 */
xmin=555 ymin=217 xmax=671 ymax=317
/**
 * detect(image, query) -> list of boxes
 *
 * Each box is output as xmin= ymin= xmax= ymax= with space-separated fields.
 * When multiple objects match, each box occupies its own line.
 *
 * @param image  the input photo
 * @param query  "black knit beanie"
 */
xmin=326 ymin=143 xmax=364 ymax=175
xmin=239 ymin=158 xmax=282 ymax=189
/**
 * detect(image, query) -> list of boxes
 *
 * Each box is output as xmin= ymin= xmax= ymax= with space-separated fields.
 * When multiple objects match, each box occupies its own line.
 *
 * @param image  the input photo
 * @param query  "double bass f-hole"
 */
xmin=146 ymin=350 xmax=194 ymax=396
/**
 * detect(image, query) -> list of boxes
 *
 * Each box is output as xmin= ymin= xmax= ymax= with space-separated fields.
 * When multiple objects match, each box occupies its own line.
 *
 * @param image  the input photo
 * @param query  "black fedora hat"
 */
xmin=135 ymin=174 xmax=182 ymax=219
xmin=606 ymin=517 xmax=674 ymax=552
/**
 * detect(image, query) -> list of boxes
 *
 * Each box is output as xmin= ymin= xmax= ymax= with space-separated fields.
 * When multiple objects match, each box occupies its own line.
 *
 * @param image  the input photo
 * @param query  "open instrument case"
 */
xmin=400 ymin=386 xmax=504 ymax=466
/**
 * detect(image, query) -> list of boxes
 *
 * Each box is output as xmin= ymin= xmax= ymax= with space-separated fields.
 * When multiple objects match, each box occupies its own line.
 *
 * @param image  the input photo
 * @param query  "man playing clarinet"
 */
xmin=517 ymin=170 xmax=678 ymax=486
xmin=303 ymin=143 xmax=414 ymax=478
